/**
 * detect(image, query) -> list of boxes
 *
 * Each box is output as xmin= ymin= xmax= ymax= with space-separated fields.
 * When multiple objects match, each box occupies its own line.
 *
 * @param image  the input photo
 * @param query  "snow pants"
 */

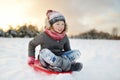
xmin=39 ymin=48 xmax=81 ymax=71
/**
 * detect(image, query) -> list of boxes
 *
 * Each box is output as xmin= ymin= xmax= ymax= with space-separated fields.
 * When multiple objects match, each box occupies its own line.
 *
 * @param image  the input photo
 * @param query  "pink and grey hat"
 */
xmin=46 ymin=10 xmax=66 ymax=25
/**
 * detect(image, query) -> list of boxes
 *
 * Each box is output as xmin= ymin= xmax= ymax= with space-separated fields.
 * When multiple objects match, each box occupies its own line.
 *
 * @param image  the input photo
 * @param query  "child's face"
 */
xmin=52 ymin=21 xmax=65 ymax=34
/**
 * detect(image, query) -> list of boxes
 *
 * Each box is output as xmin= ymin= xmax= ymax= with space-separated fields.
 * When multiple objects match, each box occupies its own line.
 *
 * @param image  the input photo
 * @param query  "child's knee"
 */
xmin=40 ymin=48 xmax=52 ymax=57
xmin=62 ymin=50 xmax=81 ymax=62
xmin=40 ymin=48 xmax=51 ymax=54
xmin=39 ymin=48 xmax=62 ymax=67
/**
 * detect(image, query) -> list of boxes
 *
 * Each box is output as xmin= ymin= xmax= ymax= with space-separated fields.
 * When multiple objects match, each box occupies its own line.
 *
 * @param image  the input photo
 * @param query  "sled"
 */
xmin=29 ymin=60 xmax=72 ymax=74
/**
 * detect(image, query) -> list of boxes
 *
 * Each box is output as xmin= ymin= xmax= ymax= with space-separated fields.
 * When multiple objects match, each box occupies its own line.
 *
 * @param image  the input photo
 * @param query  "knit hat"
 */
xmin=46 ymin=10 xmax=65 ymax=26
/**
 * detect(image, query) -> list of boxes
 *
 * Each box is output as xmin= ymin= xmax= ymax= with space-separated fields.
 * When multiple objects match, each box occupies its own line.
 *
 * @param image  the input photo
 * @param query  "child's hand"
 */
xmin=28 ymin=56 xmax=35 ymax=65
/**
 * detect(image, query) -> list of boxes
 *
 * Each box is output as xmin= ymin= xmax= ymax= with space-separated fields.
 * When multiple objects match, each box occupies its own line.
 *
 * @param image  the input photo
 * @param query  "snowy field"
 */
xmin=0 ymin=38 xmax=120 ymax=80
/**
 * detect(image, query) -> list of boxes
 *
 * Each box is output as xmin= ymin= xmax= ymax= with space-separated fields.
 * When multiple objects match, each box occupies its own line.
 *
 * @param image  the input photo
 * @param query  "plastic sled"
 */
xmin=29 ymin=60 xmax=72 ymax=74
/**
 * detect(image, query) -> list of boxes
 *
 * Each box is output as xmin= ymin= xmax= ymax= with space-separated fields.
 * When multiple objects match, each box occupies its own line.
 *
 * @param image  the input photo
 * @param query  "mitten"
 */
xmin=28 ymin=56 xmax=35 ymax=65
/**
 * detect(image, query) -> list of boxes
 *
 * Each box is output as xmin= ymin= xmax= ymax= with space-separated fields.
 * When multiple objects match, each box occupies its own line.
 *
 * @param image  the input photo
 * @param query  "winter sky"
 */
xmin=0 ymin=0 xmax=120 ymax=35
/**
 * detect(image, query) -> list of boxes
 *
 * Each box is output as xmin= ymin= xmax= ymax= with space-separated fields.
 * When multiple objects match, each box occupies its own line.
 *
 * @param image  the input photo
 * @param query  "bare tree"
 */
xmin=112 ymin=27 xmax=118 ymax=38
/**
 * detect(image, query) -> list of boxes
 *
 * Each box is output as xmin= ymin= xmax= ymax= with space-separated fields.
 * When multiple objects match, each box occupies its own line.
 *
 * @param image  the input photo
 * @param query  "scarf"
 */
xmin=45 ymin=29 xmax=66 ymax=40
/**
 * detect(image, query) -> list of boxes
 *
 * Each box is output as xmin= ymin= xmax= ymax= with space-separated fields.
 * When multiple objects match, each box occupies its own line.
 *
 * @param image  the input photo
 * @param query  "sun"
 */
xmin=0 ymin=17 xmax=21 ymax=31
xmin=0 ymin=1 xmax=30 ymax=31
xmin=0 ymin=7 xmax=44 ymax=31
xmin=0 ymin=11 xmax=22 ymax=31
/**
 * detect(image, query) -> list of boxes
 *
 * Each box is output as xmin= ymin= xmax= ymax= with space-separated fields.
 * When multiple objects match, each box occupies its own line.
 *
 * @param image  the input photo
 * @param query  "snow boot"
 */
xmin=70 ymin=62 xmax=83 ymax=71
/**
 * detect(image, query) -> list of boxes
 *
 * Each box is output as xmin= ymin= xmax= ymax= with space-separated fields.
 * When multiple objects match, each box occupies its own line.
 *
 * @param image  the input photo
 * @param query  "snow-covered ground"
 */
xmin=0 ymin=38 xmax=120 ymax=80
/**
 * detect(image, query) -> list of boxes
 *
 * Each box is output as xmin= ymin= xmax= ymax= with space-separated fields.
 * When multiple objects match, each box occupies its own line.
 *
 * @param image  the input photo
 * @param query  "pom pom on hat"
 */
xmin=46 ymin=10 xmax=65 ymax=25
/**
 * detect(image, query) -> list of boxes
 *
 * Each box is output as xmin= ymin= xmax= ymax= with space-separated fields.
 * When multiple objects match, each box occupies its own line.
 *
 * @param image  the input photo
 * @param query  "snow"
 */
xmin=0 ymin=38 xmax=120 ymax=80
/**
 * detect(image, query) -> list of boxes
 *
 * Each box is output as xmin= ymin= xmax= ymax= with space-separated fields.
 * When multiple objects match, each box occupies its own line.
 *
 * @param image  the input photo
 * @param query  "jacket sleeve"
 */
xmin=64 ymin=35 xmax=71 ymax=51
xmin=28 ymin=34 xmax=43 ymax=57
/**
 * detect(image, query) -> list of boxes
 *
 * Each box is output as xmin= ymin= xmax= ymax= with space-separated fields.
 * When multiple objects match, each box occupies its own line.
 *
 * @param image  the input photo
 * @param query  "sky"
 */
xmin=0 ymin=0 xmax=120 ymax=35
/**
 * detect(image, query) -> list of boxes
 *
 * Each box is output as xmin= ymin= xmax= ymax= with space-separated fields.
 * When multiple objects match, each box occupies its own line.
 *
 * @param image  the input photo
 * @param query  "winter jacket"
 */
xmin=28 ymin=31 xmax=71 ymax=57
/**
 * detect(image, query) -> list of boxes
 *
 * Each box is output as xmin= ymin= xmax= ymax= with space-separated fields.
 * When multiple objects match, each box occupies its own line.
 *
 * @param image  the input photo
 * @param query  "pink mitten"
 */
xmin=28 ymin=56 xmax=35 ymax=65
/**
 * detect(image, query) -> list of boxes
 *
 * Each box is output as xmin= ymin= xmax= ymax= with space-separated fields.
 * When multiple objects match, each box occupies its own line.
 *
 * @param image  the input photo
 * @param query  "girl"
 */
xmin=28 ymin=10 xmax=83 ymax=72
